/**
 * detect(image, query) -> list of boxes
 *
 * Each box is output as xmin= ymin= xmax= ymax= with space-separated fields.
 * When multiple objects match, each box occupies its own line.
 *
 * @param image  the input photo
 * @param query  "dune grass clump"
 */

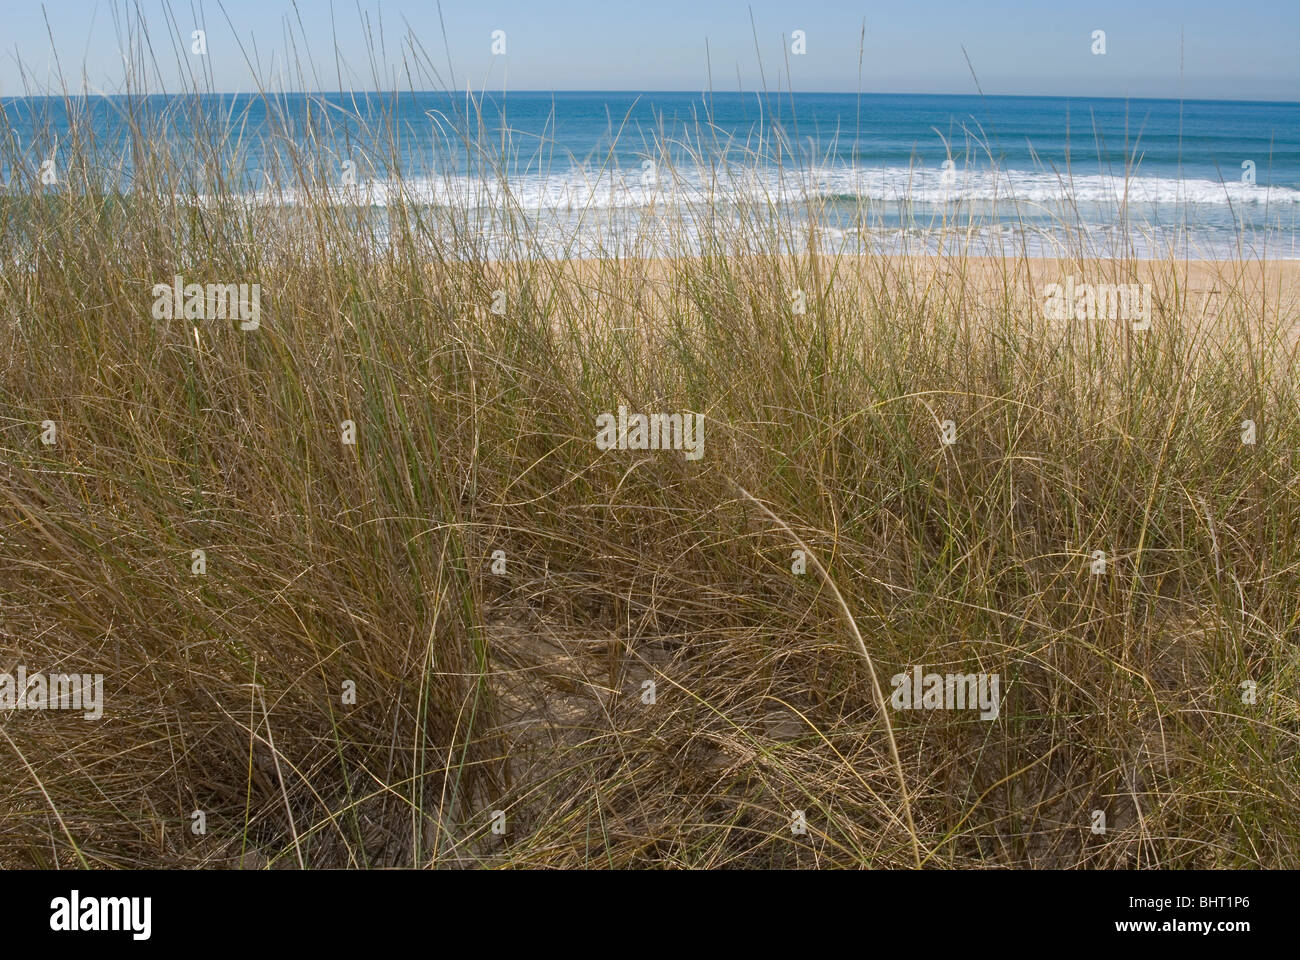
xmin=2 ymin=36 xmax=1300 ymax=868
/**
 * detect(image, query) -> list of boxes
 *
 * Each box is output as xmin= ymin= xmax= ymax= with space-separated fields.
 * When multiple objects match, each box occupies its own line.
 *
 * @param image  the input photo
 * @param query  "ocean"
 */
xmin=4 ymin=90 xmax=1299 ymax=259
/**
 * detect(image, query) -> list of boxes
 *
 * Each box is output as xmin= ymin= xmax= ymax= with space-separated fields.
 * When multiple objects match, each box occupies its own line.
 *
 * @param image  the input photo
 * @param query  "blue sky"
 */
xmin=2 ymin=1 xmax=1298 ymax=101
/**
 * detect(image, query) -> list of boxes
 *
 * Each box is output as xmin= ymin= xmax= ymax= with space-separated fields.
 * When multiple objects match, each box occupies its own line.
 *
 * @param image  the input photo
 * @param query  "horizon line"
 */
xmin=2 ymin=89 xmax=1298 ymax=107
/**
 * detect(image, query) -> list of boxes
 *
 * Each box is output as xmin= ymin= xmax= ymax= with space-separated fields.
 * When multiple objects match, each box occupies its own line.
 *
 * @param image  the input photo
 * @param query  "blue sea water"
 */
xmin=3 ymin=91 xmax=1299 ymax=258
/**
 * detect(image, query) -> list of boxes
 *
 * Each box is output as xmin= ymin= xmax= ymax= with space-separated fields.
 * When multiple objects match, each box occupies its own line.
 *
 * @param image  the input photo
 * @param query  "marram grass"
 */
xmin=2 ymin=74 xmax=1300 ymax=870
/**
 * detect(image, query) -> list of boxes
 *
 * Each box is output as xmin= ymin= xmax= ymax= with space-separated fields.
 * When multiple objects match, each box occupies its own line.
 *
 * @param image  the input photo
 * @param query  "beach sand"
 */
xmin=521 ymin=255 xmax=1300 ymax=347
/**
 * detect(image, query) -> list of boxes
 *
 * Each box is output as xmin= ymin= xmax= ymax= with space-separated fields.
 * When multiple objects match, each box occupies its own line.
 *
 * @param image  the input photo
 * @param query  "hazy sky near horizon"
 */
xmin=2 ymin=1 xmax=1297 ymax=102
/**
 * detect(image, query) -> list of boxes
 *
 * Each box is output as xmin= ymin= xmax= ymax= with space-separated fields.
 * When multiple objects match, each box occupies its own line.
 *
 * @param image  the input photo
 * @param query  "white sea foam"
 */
xmin=215 ymin=163 xmax=1300 ymax=211
xmin=186 ymin=161 xmax=1300 ymax=261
